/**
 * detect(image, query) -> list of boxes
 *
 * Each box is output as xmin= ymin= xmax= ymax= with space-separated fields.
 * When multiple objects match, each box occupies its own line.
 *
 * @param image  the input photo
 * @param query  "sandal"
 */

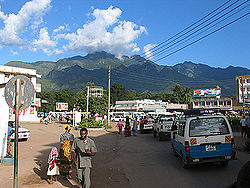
xmin=68 ymin=175 xmax=72 ymax=179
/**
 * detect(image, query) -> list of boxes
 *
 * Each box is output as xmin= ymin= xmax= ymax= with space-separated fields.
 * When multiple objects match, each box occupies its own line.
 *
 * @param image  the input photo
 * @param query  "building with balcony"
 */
xmin=0 ymin=65 xmax=42 ymax=158
xmin=236 ymin=75 xmax=250 ymax=105
xmin=0 ymin=65 xmax=41 ymax=122
xmin=190 ymin=98 xmax=232 ymax=111
xmin=113 ymin=99 xmax=188 ymax=112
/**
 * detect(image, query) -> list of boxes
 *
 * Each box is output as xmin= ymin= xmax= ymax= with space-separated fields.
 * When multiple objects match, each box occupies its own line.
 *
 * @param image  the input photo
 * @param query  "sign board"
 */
xmin=35 ymin=98 xmax=41 ymax=107
xmin=193 ymin=88 xmax=221 ymax=97
xmin=56 ymin=102 xmax=68 ymax=111
xmin=4 ymin=75 xmax=35 ymax=110
xmin=156 ymin=109 xmax=166 ymax=114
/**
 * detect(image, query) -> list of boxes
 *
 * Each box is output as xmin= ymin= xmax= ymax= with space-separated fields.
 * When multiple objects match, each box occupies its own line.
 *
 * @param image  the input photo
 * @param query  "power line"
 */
xmin=150 ymin=1 xmax=250 ymax=60
xmin=153 ymin=3 xmax=250 ymax=58
xmin=154 ymin=12 xmax=250 ymax=63
xmin=123 ymin=0 xmax=249 ymax=65
xmin=139 ymin=0 xmax=234 ymax=58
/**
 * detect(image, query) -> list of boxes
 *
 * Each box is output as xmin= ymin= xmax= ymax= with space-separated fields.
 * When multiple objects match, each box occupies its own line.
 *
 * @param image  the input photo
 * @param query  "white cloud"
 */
xmin=132 ymin=47 xmax=140 ymax=53
xmin=143 ymin=44 xmax=157 ymax=60
xmin=0 ymin=3 xmax=147 ymax=57
xmin=53 ymin=25 xmax=65 ymax=34
xmin=0 ymin=0 xmax=51 ymax=46
xmin=32 ymin=27 xmax=56 ymax=54
xmin=9 ymin=49 xmax=18 ymax=55
xmin=63 ymin=6 xmax=147 ymax=56
xmin=53 ymin=48 xmax=64 ymax=55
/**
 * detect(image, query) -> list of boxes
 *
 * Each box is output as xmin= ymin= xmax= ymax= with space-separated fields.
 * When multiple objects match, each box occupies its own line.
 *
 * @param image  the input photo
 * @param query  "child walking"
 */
xmin=47 ymin=147 xmax=60 ymax=184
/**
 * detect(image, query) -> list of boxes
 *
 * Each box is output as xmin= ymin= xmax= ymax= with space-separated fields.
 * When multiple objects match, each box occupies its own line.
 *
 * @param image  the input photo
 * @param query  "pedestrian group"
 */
xmin=47 ymin=125 xmax=97 ymax=188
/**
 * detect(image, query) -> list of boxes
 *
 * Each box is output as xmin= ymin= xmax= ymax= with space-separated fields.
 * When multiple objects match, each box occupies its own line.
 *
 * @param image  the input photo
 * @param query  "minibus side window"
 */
xmin=177 ymin=122 xmax=185 ymax=137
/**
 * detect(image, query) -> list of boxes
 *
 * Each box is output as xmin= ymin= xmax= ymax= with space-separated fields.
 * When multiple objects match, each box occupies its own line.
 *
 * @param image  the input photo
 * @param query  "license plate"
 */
xmin=205 ymin=145 xmax=216 ymax=151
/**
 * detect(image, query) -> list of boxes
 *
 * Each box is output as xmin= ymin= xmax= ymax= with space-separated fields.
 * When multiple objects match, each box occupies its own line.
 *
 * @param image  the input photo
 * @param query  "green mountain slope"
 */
xmin=4 ymin=52 xmax=250 ymax=97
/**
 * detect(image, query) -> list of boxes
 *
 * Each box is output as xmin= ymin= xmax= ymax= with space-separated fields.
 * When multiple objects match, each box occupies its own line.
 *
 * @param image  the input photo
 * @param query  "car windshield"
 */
xmin=189 ymin=117 xmax=230 ymax=137
xmin=160 ymin=116 xmax=174 ymax=122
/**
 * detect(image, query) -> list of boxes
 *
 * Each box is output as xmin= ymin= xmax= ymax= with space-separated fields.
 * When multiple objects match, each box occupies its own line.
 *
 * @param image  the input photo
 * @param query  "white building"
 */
xmin=0 ymin=65 xmax=41 ymax=158
xmin=236 ymin=75 xmax=250 ymax=104
xmin=113 ymin=99 xmax=188 ymax=112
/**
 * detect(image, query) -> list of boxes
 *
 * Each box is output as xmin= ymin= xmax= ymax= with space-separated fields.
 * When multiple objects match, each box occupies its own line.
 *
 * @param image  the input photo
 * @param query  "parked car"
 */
xmin=140 ymin=117 xmax=153 ymax=133
xmin=171 ymin=115 xmax=236 ymax=168
xmin=9 ymin=121 xmax=30 ymax=141
xmin=153 ymin=114 xmax=175 ymax=141
xmin=111 ymin=116 xmax=126 ymax=122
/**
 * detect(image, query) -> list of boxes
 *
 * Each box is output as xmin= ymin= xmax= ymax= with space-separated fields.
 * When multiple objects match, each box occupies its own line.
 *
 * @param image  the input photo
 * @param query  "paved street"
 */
xmin=0 ymin=121 xmax=249 ymax=188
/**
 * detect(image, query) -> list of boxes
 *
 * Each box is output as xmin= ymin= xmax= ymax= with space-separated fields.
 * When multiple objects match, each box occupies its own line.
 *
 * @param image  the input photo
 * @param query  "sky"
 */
xmin=0 ymin=0 xmax=249 ymax=68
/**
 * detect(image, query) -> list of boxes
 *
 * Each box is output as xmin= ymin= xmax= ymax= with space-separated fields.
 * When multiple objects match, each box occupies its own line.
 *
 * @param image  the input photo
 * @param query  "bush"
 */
xmin=227 ymin=117 xmax=242 ymax=132
xmin=77 ymin=118 xmax=107 ymax=128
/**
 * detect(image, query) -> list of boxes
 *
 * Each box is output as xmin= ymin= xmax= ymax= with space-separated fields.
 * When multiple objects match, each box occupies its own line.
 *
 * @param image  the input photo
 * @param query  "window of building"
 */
xmin=219 ymin=101 xmax=224 ymax=105
xmin=227 ymin=101 xmax=231 ymax=105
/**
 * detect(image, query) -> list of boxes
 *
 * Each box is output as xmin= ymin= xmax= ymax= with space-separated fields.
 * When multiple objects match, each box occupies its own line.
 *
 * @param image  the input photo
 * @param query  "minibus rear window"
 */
xmin=189 ymin=117 xmax=230 ymax=137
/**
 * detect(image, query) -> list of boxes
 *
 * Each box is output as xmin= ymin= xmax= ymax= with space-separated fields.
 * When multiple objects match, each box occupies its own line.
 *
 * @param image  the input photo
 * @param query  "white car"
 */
xmin=9 ymin=121 xmax=30 ymax=141
xmin=111 ymin=116 xmax=126 ymax=122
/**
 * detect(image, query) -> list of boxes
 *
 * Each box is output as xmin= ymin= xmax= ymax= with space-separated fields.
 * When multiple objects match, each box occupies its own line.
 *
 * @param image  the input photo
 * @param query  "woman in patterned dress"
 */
xmin=59 ymin=124 xmax=74 ymax=179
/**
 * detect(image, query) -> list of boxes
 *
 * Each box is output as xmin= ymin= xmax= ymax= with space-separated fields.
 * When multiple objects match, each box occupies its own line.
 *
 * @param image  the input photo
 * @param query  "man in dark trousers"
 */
xmin=71 ymin=128 xmax=97 ymax=188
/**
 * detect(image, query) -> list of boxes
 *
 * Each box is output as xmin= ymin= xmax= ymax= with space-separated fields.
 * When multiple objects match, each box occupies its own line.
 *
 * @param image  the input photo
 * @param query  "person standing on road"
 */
xmin=240 ymin=116 xmax=247 ymax=137
xmin=124 ymin=116 xmax=131 ymax=137
xmin=71 ymin=128 xmax=97 ymax=188
xmin=132 ymin=117 xmax=138 ymax=136
xmin=116 ymin=119 xmax=123 ymax=134
xmin=6 ymin=122 xmax=14 ymax=157
xmin=245 ymin=114 xmax=250 ymax=138
xmin=59 ymin=124 xmax=74 ymax=180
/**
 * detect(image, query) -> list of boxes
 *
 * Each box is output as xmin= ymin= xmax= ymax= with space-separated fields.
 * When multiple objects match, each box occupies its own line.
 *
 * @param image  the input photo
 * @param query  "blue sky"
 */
xmin=0 ymin=0 xmax=249 ymax=68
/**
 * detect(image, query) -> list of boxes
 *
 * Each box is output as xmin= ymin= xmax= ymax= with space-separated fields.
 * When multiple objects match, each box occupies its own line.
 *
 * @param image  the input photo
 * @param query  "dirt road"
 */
xmin=0 ymin=121 xmax=129 ymax=188
xmin=0 ymin=121 xmax=249 ymax=188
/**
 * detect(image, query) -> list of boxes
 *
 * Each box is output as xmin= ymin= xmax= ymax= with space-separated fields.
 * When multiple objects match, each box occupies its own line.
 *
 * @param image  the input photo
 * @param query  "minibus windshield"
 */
xmin=189 ymin=117 xmax=230 ymax=137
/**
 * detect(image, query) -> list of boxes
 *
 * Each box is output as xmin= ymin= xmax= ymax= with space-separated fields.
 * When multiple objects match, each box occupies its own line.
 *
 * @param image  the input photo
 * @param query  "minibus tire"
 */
xmin=220 ymin=161 xmax=229 ymax=167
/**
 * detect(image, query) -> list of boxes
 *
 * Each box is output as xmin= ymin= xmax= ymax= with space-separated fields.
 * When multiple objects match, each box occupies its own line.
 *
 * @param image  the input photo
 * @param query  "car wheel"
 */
xmin=220 ymin=161 xmax=229 ymax=167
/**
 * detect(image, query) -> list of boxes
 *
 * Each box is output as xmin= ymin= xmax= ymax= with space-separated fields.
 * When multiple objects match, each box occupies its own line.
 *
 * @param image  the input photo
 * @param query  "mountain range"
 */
xmin=5 ymin=51 xmax=250 ymax=97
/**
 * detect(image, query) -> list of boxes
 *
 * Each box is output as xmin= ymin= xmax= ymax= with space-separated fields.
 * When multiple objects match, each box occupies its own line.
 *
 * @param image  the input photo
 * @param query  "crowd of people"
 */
xmin=116 ymin=116 xmax=147 ymax=137
xmin=240 ymin=113 xmax=250 ymax=151
xmin=47 ymin=125 xmax=97 ymax=188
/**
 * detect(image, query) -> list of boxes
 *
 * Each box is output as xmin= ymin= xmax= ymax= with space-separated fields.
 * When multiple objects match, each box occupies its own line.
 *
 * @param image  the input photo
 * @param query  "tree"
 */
xmin=110 ymin=83 xmax=127 ymax=104
xmin=126 ymin=90 xmax=139 ymax=100
xmin=140 ymin=90 xmax=153 ymax=100
xmin=36 ymin=91 xmax=55 ymax=112
xmin=54 ymin=89 xmax=75 ymax=110
xmin=74 ymin=89 xmax=87 ymax=112
xmin=183 ymin=87 xmax=193 ymax=104
xmin=172 ymin=85 xmax=183 ymax=104
xmin=89 ymin=93 xmax=108 ymax=115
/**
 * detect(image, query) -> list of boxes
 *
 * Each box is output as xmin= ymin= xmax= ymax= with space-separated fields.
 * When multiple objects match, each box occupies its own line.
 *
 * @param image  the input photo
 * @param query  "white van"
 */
xmin=171 ymin=115 xmax=236 ymax=168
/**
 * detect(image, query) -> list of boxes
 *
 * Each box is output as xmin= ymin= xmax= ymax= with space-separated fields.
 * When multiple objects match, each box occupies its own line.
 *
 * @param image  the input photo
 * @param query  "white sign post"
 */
xmin=4 ymin=75 xmax=34 ymax=188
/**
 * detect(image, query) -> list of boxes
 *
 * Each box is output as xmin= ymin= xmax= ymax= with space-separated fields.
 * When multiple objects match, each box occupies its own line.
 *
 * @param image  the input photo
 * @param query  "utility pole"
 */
xmin=108 ymin=66 xmax=111 ymax=126
xmin=86 ymin=86 xmax=89 ymax=118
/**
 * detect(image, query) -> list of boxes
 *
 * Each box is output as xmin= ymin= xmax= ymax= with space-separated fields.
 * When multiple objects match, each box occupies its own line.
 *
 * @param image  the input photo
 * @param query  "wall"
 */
xmin=0 ymin=87 xmax=9 ymax=158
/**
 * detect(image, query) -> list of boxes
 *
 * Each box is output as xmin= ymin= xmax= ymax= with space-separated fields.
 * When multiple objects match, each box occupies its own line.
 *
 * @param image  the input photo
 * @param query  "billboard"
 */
xmin=193 ymin=88 xmax=221 ymax=97
xmin=56 ymin=102 xmax=68 ymax=111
